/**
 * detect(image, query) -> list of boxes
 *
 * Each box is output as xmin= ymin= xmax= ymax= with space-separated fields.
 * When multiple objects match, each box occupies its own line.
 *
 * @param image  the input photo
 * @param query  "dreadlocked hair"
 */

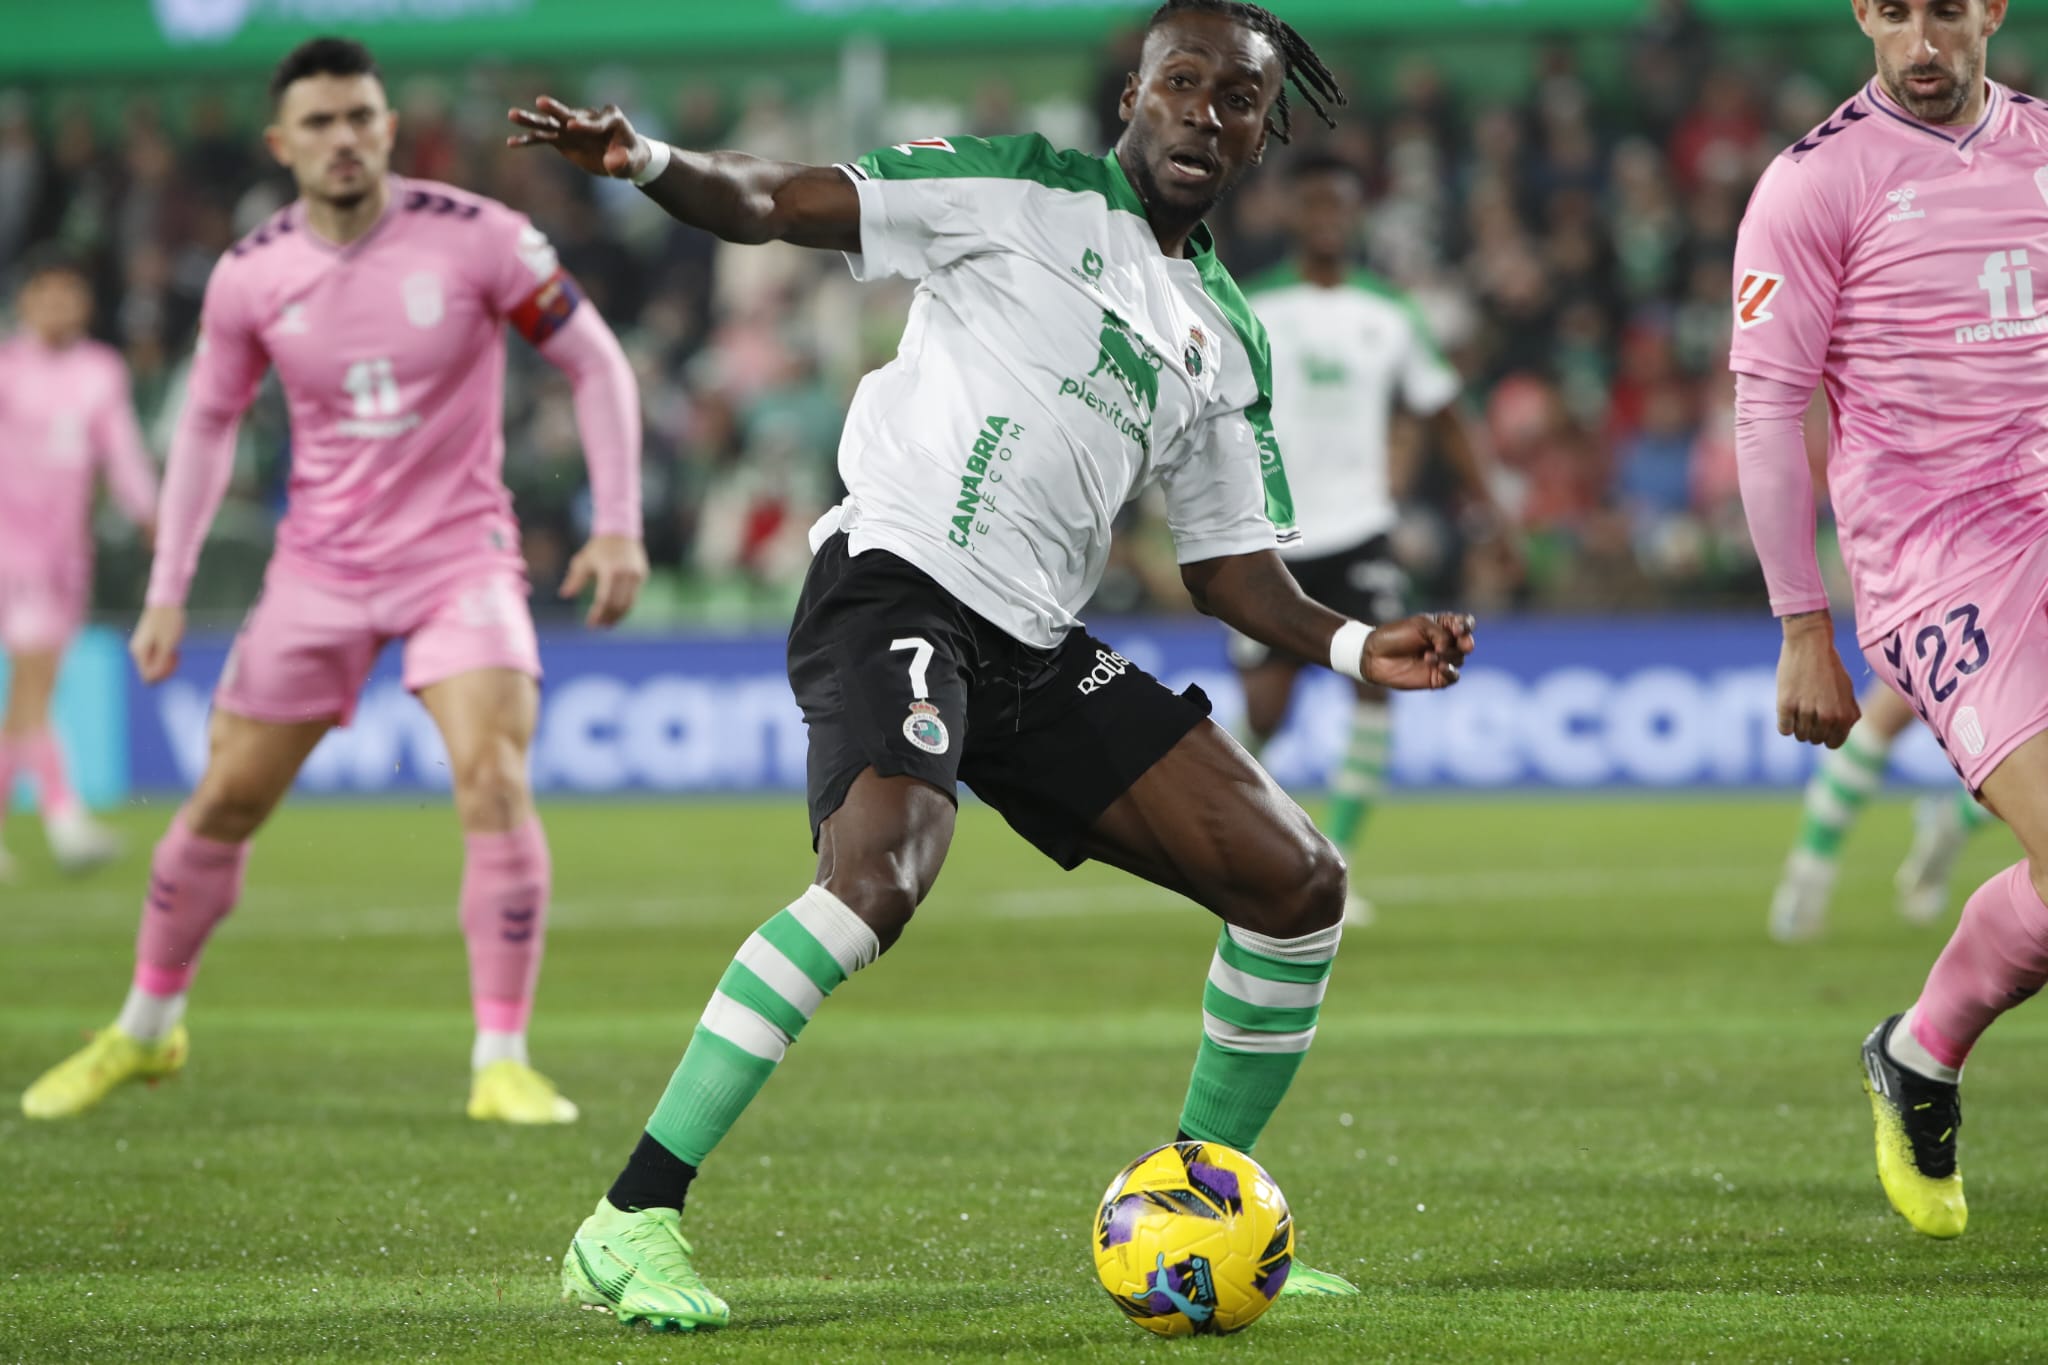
xmin=1146 ymin=0 xmax=1345 ymax=143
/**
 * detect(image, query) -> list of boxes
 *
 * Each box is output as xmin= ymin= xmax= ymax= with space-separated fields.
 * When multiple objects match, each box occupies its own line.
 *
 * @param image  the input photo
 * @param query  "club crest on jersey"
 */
xmin=903 ymin=700 xmax=950 ymax=755
xmin=1956 ymin=706 xmax=1987 ymax=757
xmin=1735 ymin=270 xmax=1782 ymax=329
xmin=1184 ymin=325 xmax=1208 ymax=376
xmin=403 ymin=271 xmax=444 ymax=329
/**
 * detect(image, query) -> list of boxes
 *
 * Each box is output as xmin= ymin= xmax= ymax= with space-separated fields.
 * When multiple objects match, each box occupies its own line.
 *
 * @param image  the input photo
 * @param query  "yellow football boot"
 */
xmin=1862 ymin=1014 xmax=1966 ymax=1238
xmin=22 ymin=1024 xmax=188 ymax=1119
xmin=467 ymin=1059 xmax=579 ymax=1124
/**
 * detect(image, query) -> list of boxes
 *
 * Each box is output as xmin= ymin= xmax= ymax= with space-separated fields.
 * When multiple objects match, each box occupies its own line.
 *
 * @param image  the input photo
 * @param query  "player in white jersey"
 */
xmin=1234 ymin=153 xmax=1505 ymax=925
xmin=511 ymin=0 xmax=1476 ymax=1330
xmin=1768 ymin=682 xmax=2000 ymax=942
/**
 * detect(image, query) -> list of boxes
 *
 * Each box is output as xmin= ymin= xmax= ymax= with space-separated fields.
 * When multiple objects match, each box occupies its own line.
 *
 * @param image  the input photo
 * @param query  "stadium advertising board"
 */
xmin=103 ymin=616 xmax=1960 ymax=798
xmin=7 ymin=0 xmax=1860 ymax=76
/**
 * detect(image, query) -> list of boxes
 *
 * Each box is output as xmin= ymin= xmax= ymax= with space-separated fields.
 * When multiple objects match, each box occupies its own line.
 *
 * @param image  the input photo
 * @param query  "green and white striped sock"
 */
xmin=1325 ymin=699 xmax=1389 ymax=849
xmin=1795 ymin=718 xmax=1892 ymax=859
xmin=1178 ymin=920 xmax=1343 ymax=1153
xmin=644 ymin=886 xmax=880 ymax=1166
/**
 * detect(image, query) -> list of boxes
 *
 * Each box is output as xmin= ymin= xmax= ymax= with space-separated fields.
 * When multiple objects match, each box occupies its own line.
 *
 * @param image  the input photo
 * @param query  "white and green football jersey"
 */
xmin=1244 ymin=266 xmax=1459 ymax=558
xmin=818 ymin=133 xmax=1297 ymax=649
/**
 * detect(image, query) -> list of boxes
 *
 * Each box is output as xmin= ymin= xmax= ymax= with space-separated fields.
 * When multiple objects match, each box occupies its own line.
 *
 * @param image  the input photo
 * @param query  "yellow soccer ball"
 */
xmin=1091 ymin=1140 xmax=1294 ymax=1336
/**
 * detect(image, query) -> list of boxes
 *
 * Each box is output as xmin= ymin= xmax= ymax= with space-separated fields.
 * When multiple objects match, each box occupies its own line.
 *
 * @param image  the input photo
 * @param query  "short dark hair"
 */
xmin=17 ymin=244 xmax=88 ymax=286
xmin=1145 ymin=1 xmax=1344 ymax=144
xmin=269 ymin=36 xmax=381 ymax=108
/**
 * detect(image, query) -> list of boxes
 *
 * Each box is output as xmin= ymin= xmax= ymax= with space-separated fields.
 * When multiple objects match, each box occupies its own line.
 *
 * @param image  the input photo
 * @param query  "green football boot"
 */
xmin=561 ymin=1198 xmax=730 ymax=1331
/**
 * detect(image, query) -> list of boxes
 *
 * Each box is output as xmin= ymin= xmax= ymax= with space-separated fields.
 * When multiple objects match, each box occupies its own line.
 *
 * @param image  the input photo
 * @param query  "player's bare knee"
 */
xmin=1286 ymin=839 xmax=1351 ymax=933
xmin=450 ymin=738 xmax=532 ymax=831
xmin=1270 ymin=833 xmax=1347 ymax=937
xmin=183 ymin=777 xmax=276 ymax=843
xmin=822 ymin=870 xmax=922 ymax=953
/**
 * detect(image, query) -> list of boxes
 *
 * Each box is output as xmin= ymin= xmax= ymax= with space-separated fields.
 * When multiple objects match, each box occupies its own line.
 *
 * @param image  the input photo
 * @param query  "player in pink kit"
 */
xmin=1731 ymin=0 xmax=2048 ymax=1237
xmin=0 ymin=253 xmax=158 ymax=881
xmin=20 ymin=37 xmax=647 ymax=1124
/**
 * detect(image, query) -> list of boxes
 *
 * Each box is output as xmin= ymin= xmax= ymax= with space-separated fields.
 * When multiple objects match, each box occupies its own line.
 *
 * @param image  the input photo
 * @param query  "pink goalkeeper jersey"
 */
xmin=0 ymin=334 xmax=157 ymax=579
xmin=1731 ymin=79 xmax=2048 ymax=644
xmin=152 ymin=176 xmax=586 ymax=599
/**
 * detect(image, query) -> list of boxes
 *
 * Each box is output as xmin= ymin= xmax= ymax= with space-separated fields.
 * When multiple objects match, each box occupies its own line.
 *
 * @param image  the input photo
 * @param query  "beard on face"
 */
xmin=1123 ymin=123 xmax=1230 ymax=222
xmin=1885 ymin=54 xmax=1976 ymax=122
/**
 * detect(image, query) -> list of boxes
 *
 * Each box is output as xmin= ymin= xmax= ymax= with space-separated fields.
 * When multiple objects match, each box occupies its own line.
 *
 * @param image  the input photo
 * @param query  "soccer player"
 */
xmin=1732 ymin=0 xmax=2048 ymax=1238
xmin=512 ymin=0 xmax=1474 ymax=1331
xmin=20 ymin=37 xmax=647 ymax=1125
xmin=1234 ymin=152 xmax=1505 ymax=926
xmin=0 ymin=252 xmax=159 ymax=882
xmin=1769 ymin=681 xmax=2000 ymax=942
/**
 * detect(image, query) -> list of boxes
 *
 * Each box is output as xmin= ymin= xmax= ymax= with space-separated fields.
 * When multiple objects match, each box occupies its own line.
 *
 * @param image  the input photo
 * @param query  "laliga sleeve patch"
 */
xmin=509 ymin=269 xmax=584 ymax=345
xmin=1735 ymin=270 xmax=1783 ymax=329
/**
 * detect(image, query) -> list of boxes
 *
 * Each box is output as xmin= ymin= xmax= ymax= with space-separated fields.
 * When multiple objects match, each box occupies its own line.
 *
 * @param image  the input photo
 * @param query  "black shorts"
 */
xmin=1228 ymin=533 xmax=1408 ymax=669
xmin=788 ymin=534 xmax=1213 ymax=870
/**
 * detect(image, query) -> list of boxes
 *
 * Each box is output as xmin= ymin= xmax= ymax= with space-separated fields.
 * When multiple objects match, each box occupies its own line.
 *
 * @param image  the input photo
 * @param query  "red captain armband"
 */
xmin=509 ymin=269 xmax=584 ymax=345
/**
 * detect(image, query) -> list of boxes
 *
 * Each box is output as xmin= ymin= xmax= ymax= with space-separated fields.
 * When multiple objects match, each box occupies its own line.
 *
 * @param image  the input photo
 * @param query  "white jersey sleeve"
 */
xmin=1396 ymin=301 xmax=1460 ymax=416
xmin=836 ymin=138 xmax=1039 ymax=283
xmin=1160 ymin=404 xmax=1287 ymax=563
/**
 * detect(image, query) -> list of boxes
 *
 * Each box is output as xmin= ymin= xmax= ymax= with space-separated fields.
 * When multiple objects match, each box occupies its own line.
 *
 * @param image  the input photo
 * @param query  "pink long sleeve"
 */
xmin=144 ymin=393 xmax=242 ymax=608
xmin=537 ymin=303 xmax=642 ymax=540
xmin=1733 ymin=371 xmax=1829 ymax=617
xmin=91 ymin=364 xmax=159 ymax=527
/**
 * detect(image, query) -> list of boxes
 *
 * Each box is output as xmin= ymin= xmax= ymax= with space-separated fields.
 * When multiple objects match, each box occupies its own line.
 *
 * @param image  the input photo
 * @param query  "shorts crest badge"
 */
xmin=903 ymin=700 xmax=950 ymax=755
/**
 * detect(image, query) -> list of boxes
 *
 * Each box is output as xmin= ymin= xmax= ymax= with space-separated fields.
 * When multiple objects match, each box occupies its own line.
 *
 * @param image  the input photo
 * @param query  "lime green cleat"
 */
xmin=21 ymin=1024 xmax=188 ymax=1119
xmin=467 ymin=1060 xmax=579 ymax=1124
xmin=561 ymin=1199 xmax=731 ymax=1331
xmin=1279 ymin=1262 xmax=1360 ymax=1297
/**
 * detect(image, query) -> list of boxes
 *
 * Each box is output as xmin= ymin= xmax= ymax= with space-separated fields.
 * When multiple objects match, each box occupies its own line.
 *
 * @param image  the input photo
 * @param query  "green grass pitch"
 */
xmin=4 ymin=795 xmax=2046 ymax=1363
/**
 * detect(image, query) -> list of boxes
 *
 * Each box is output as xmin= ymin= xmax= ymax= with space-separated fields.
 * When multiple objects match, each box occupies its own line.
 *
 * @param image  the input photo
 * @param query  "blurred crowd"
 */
xmin=8 ymin=5 xmax=2016 ymax=626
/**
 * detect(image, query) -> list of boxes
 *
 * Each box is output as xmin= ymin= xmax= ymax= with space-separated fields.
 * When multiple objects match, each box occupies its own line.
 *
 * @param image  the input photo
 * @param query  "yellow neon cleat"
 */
xmin=467 ymin=1059 xmax=579 ymax=1124
xmin=1862 ymin=1015 xmax=1966 ymax=1238
xmin=22 ymin=1024 xmax=188 ymax=1119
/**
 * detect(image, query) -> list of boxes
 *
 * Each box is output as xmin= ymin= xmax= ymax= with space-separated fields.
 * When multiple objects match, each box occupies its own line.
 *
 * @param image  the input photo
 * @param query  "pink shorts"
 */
xmin=0 ymin=569 xmax=85 ymax=654
xmin=1864 ymin=535 xmax=2048 ymax=793
xmin=217 ymin=555 xmax=540 ymax=726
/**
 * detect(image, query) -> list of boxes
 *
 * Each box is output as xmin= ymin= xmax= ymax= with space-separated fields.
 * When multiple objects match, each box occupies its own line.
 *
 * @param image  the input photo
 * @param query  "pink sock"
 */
xmin=133 ymin=816 xmax=250 ymax=996
xmin=461 ymin=818 xmax=552 ymax=1034
xmin=1910 ymin=860 xmax=2048 ymax=1070
xmin=18 ymin=729 xmax=78 ymax=819
xmin=0 ymin=737 xmax=17 ymax=832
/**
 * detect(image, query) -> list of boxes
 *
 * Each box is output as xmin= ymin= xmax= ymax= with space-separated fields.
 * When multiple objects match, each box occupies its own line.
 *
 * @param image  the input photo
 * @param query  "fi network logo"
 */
xmin=1977 ymin=249 xmax=2037 ymax=319
xmin=1955 ymin=249 xmax=2048 ymax=344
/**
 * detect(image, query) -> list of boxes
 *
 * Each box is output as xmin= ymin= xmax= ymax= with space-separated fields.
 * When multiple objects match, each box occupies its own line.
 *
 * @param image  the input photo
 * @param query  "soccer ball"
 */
xmin=1091 ymin=1140 xmax=1294 ymax=1336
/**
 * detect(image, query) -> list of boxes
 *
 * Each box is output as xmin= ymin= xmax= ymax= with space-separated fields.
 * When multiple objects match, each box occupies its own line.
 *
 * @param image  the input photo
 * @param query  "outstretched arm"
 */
xmin=507 ymin=97 xmax=860 ymax=251
xmin=1182 ymin=550 xmax=1473 ymax=691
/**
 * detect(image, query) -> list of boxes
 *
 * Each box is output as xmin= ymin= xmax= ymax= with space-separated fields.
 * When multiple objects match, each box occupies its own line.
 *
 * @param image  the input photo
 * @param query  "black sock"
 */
xmin=605 ymin=1132 xmax=699 ymax=1213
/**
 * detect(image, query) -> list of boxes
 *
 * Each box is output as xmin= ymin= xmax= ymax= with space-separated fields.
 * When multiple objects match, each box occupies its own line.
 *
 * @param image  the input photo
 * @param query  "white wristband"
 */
xmin=629 ymin=138 xmax=673 ymax=187
xmin=1329 ymin=620 xmax=1372 ymax=683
